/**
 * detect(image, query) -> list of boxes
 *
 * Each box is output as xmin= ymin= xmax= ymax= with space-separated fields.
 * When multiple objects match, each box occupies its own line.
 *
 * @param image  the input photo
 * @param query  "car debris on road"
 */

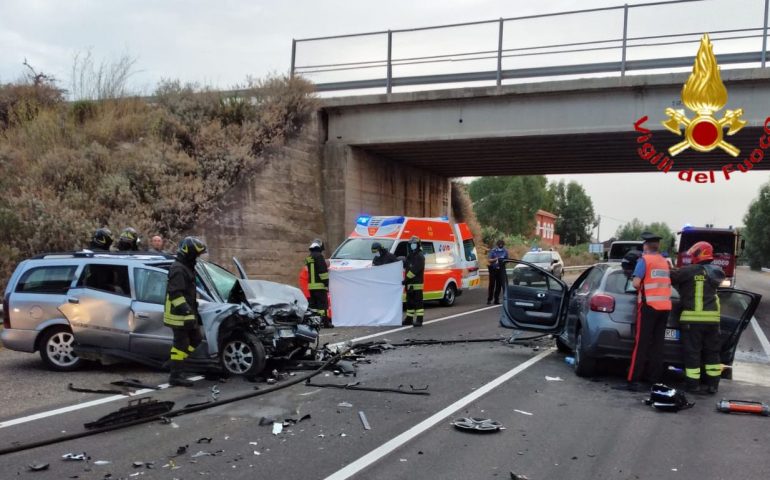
xmin=451 ymin=417 xmax=504 ymax=433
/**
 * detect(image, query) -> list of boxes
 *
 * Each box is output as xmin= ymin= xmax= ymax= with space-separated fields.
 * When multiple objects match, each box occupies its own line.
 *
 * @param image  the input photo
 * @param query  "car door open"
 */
xmin=714 ymin=288 xmax=762 ymax=365
xmin=500 ymin=259 xmax=568 ymax=334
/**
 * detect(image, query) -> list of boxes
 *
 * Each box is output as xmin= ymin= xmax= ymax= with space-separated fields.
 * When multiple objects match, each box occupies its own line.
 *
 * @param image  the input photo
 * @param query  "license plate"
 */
xmin=665 ymin=328 xmax=680 ymax=341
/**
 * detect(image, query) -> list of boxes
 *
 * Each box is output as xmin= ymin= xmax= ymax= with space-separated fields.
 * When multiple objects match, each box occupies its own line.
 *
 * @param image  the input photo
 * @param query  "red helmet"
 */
xmin=687 ymin=241 xmax=714 ymax=264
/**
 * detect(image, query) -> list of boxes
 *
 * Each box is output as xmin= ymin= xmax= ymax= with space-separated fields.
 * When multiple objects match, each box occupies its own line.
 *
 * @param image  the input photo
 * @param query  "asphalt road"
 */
xmin=1 ymin=270 xmax=769 ymax=479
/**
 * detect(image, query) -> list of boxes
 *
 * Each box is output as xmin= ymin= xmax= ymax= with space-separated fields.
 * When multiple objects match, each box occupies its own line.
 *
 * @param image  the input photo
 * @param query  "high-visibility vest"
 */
xmin=679 ymin=264 xmax=721 ymax=323
xmin=640 ymin=253 xmax=672 ymax=311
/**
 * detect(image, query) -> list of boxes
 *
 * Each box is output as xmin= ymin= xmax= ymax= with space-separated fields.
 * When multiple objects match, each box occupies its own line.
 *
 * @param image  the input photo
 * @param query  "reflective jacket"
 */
xmin=306 ymin=251 xmax=329 ymax=291
xmin=405 ymin=250 xmax=425 ymax=290
xmin=671 ymin=263 xmax=724 ymax=323
xmin=164 ymin=259 xmax=198 ymax=327
xmin=639 ymin=253 xmax=672 ymax=311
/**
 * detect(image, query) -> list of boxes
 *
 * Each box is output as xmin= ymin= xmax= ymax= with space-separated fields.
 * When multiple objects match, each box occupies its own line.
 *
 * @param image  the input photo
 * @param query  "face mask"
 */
xmin=410 ymin=244 xmax=417 ymax=251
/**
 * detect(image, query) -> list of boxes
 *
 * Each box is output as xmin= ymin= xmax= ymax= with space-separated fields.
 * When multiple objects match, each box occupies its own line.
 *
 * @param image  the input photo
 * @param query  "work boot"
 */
xmin=402 ymin=317 xmax=413 ymax=326
xmin=413 ymin=317 xmax=423 ymax=328
xmin=684 ymin=379 xmax=701 ymax=394
xmin=169 ymin=368 xmax=194 ymax=388
xmin=705 ymin=380 xmax=719 ymax=395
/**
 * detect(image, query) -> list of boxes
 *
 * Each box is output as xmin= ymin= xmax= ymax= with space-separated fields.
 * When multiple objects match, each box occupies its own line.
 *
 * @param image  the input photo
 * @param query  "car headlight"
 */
xmin=720 ymin=279 xmax=732 ymax=287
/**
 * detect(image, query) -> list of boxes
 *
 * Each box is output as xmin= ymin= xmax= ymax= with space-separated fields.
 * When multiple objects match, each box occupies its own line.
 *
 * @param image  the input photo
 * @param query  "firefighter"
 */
xmin=306 ymin=238 xmax=332 ymax=328
xmin=625 ymin=232 xmax=672 ymax=391
xmin=371 ymin=241 xmax=399 ymax=266
xmin=404 ymin=236 xmax=425 ymax=327
xmin=164 ymin=236 xmax=207 ymax=387
xmin=89 ymin=227 xmax=113 ymax=252
xmin=116 ymin=227 xmax=140 ymax=251
xmin=670 ymin=241 xmax=725 ymax=394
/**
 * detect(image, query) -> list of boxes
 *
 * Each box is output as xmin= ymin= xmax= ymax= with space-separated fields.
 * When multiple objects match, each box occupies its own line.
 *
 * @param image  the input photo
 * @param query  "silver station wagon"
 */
xmin=2 ymin=251 xmax=318 ymax=376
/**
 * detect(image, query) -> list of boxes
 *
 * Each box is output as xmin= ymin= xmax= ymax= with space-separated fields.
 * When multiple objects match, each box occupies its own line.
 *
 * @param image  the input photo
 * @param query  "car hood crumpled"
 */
xmin=237 ymin=279 xmax=308 ymax=320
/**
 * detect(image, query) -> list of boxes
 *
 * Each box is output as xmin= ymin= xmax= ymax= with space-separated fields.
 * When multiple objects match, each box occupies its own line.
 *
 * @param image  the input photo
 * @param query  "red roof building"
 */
xmin=534 ymin=210 xmax=560 ymax=246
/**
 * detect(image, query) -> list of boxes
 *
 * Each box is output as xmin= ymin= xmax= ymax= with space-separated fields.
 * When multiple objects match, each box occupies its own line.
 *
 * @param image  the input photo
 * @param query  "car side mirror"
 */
xmin=552 ymin=259 xmax=558 ymax=264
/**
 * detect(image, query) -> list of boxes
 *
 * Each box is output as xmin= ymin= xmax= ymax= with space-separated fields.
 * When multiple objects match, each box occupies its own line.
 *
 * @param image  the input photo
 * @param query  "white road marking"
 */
xmin=323 ymin=348 xmax=553 ymax=480
xmin=750 ymin=317 xmax=770 ymax=359
xmin=0 ymin=376 xmax=204 ymax=429
xmin=330 ymin=305 xmax=500 ymax=348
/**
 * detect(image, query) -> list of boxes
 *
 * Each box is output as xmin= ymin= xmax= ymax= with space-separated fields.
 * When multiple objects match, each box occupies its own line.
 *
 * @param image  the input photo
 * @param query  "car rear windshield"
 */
xmin=522 ymin=252 xmax=552 ymax=263
xmin=609 ymin=243 xmax=642 ymax=260
xmin=332 ymin=239 xmax=395 ymax=260
xmin=16 ymin=265 xmax=77 ymax=294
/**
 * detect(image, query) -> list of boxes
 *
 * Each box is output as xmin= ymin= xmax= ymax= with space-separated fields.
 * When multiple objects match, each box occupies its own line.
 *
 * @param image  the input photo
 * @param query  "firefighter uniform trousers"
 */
xmin=164 ymin=260 xmax=203 ymax=373
xmin=405 ymin=284 xmax=424 ymax=326
xmin=306 ymin=252 xmax=330 ymax=325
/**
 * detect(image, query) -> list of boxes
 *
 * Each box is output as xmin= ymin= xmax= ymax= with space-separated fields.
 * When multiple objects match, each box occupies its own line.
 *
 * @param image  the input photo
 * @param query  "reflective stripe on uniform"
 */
xmin=680 ymin=309 xmax=720 ymax=322
xmin=694 ymin=276 xmax=704 ymax=311
xmin=319 ymin=272 xmax=329 ymax=280
xmin=705 ymin=364 xmax=722 ymax=377
xmin=308 ymin=283 xmax=326 ymax=290
xmin=170 ymin=347 xmax=188 ymax=361
xmin=685 ymin=367 xmax=700 ymax=379
xmin=645 ymin=295 xmax=671 ymax=302
xmin=645 ymin=282 xmax=671 ymax=289
xmin=170 ymin=296 xmax=187 ymax=307
xmin=408 ymin=283 xmax=424 ymax=291
xmin=640 ymin=254 xmax=672 ymax=310
xmin=406 ymin=271 xmax=415 ymax=279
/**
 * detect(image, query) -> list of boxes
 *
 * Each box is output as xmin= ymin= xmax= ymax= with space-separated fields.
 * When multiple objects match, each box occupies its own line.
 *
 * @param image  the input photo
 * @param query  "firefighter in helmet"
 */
xmin=306 ymin=238 xmax=332 ymax=328
xmin=371 ymin=241 xmax=399 ymax=266
xmin=403 ymin=236 xmax=425 ymax=327
xmin=670 ymin=241 xmax=725 ymax=394
xmin=116 ymin=227 xmax=140 ymax=251
xmin=89 ymin=227 xmax=113 ymax=252
xmin=164 ymin=236 xmax=207 ymax=387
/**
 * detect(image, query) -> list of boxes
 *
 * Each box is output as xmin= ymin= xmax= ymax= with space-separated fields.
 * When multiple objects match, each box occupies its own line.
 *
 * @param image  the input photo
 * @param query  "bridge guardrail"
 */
xmin=291 ymin=0 xmax=770 ymax=93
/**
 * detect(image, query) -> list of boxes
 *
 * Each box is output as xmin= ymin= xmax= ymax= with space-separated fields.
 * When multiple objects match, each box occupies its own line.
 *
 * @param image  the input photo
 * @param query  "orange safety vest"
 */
xmin=639 ymin=253 xmax=672 ymax=311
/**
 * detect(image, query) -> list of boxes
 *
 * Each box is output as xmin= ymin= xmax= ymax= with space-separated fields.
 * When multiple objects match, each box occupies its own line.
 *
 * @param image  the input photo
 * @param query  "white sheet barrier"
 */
xmin=329 ymin=262 xmax=403 ymax=326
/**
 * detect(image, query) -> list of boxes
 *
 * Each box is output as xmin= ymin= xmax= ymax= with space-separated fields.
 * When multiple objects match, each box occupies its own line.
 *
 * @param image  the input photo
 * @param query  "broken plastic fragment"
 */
xmin=451 ymin=417 xmax=503 ymax=433
xmin=545 ymin=376 xmax=564 ymax=382
xmin=196 ymin=437 xmax=213 ymax=444
xmin=358 ymin=411 xmax=371 ymax=430
xmin=62 ymin=453 xmax=87 ymax=461
xmin=337 ymin=402 xmax=353 ymax=408
xmin=253 ymin=451 xmax=261 ymax=456
xmin=272 ymin=422 xmax=283 ymax=435
xmin=175 ymin=445 xmax=188 ymax=455
xmin=510 ymin=473 xmax=530 ymax=480
xmin=28 ymin=463 xmax=49 ymax=472
xmin=249 ymin=441 xmax=258 ymax=446
xmin=514 ymin=409 xmax=533 ymax=416
xmin=93 ymin=460 xmax=111 ymax=465
xmin=299 ymin=414 xmax=311 ymax=422
xmin=132 ymin=461 xmax=146 ymax=468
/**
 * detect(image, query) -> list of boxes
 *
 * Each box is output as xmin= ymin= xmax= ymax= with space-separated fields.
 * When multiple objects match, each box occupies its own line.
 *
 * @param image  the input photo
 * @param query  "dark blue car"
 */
xmin=500 ymin=260 xmax=761 ymax=377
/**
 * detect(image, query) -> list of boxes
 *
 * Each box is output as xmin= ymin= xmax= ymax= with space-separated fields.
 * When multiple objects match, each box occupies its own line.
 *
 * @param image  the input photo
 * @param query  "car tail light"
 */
xmin=2 ymin=293 xmax=10 ymax=329
xmin=467 ymin=266 xmax=478 ymax=273
xmin=590 ymin=294 xmax=615 ymax=313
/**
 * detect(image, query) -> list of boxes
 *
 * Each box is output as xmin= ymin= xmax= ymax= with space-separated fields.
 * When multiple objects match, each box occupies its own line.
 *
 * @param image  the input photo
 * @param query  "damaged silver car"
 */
xmin=1 ymin=252 xmax=320 ymax=376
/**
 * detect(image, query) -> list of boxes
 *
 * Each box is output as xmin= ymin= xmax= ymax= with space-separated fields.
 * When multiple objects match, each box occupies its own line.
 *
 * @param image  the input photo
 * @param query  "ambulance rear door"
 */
xmin=453 ymin=223 xmax=480 ymax=290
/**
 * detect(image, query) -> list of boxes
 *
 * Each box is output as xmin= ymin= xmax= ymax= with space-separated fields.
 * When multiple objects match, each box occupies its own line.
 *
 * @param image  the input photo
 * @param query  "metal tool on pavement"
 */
xmin=716 ymin=399 xmax=770 ymax=416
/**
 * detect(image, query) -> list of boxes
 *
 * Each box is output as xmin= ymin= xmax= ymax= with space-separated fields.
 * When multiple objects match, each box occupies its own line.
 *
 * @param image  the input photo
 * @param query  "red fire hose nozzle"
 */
xmin=716 ymin=399 xmax=770 ymax=416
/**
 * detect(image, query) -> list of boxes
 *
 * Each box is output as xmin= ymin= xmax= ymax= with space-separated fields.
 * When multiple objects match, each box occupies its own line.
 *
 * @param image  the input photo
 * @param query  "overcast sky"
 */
xmin=2 ymin=0 xmax=768 ymax=241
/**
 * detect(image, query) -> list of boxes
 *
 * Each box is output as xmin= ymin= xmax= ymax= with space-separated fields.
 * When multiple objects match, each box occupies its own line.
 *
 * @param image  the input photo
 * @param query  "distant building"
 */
xmin=534 ymin=210 xmax=560 ymax=246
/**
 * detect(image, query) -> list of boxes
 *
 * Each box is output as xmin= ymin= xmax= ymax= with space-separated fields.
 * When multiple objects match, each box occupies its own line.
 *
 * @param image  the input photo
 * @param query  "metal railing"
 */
xmin=290 ymin=0 xmax=770 ymax=93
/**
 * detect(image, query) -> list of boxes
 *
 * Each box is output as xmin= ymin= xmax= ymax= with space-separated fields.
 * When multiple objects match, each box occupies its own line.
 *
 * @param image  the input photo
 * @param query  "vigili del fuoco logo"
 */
xmin=633 ymin=33 xmax=770 ymax=183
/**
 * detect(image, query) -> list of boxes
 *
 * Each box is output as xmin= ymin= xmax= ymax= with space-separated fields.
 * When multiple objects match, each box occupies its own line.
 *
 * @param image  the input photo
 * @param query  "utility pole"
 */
xmin=596 ymin=215 xmax=601 ymax=243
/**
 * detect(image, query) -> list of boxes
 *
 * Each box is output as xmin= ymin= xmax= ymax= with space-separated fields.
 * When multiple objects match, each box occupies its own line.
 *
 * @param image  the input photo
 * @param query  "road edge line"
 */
xmin=750 ymin=317 xmax=770 ymax=359
xmin=323 ymin=348 xmax=553 ymax=480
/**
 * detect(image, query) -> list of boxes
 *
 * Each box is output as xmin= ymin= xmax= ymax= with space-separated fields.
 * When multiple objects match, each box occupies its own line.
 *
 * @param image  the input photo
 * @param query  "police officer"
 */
xmin=89 ymin=227 xmax=113 ymax=251
xmin=116 ymin=227 xmax=140 ymax=251
xmin=404 ymin=236 xmax=425 ymax=327
xmin=371 ymin=241 xmax=399 ymax=266
xmin=306 ymin=238 xmax=332 ymax=328
xmin=625 ymin=232 xmax=672 ymax=391
xmin=671 ymin=241 xmax=725 ymax=394
xmin=164 ymin=236 xmax=207 ymax=387
xmin=487 ymin=239 xmax=508 ymax=305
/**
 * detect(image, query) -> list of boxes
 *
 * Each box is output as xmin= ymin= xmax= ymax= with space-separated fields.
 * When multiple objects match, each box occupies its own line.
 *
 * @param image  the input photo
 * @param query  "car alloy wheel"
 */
xmin=39 ymin=327 xmax=82 ymax=371
xmin=441 ymin=284 xmax=457 ymax=306
xmin=220 ymin=333 xmax=266 ymax=376
xmin=574 ymin=330 xmax=597 ymax=377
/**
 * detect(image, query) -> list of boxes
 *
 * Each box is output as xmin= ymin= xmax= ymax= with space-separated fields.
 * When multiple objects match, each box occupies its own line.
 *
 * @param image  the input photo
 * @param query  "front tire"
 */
xmin=440 ymin=284 xmax=457 ymax=306
xmin=220 ymin=333 xmax=266 ymax=377
xmin=555 ymin=335 xmax=572 ymax=354
xmin=574 ymin=330 xmax=597 ymax=377
xmin=39 ymin=326 xmax=83 ymax=371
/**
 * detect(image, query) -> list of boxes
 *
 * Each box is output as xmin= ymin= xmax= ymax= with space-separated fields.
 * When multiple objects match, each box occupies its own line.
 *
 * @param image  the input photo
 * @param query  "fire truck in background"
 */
xmin=328 ymin=216 xmax=480 ymax=306
xmin=676 ymin=225 xmax=744 ymax=287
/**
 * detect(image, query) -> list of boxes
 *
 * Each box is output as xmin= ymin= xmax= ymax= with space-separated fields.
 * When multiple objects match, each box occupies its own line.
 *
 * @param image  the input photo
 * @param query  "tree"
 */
xmin=552 ymin=180 xmax=595 ymax=245
xmin=468 ymin=176 xmax=549 ymax=236
xmin=615 ymin=218 xmax=675 ymax=254
xmin=743 ymin=182 xmax=770 ymax=269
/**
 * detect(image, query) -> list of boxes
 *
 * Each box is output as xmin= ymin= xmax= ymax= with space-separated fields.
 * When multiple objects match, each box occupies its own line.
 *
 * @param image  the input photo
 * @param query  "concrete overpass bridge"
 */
xmin=320 ymin=67 xmax=770 ymax=245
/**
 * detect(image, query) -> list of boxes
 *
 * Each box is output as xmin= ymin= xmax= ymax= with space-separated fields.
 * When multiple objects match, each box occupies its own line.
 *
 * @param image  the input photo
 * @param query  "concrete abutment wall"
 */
xmin=197 ymin=113 xmax=452 ymax=287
